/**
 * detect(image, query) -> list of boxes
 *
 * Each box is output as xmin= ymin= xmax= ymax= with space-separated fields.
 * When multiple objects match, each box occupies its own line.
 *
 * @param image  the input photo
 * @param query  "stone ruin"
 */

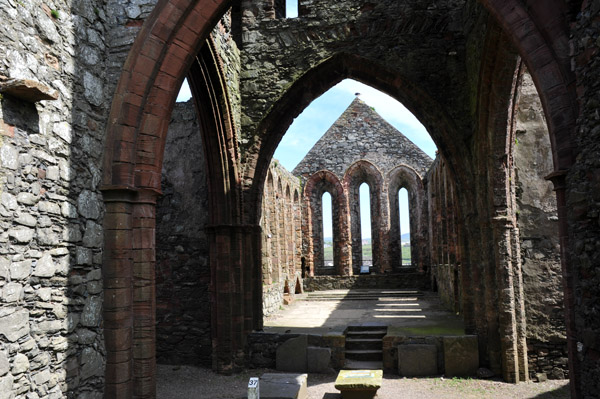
xmin=0 ymin=0 xmax=598 ymax=398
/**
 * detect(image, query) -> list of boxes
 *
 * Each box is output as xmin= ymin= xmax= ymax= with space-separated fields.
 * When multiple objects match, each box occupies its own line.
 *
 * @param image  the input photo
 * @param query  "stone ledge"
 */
xmin=0 ymin=78 xmax=58 ymax=102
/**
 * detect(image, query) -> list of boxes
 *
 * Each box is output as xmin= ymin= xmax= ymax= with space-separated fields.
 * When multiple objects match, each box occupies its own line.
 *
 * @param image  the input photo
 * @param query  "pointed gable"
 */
xmin=293 ymin=97 xmax=433 ymax=180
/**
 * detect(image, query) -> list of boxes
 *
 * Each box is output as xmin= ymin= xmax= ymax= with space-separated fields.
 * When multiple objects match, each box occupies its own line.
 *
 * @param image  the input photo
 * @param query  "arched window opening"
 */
xmin=360 ymin=182 xmax=372 ymax=267
xmin=399 ymin=187 xmax=411 ymax=266
xmin=322 ymin=192 xmax=334 ymax=268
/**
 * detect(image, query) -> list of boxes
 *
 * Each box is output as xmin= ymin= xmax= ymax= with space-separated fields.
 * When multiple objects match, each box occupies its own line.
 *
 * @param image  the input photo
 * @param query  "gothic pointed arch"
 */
xmin=342 ymin=160 xmax=387 ymax=273
xmin=387 ymin=164 xmax=427 ymax=273
xmin=302 ymin=170 xmax=351 ymax=276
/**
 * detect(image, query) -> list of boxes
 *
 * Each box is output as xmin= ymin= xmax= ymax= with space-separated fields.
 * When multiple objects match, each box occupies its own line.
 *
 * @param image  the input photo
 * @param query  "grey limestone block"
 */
xmin=398 ymin=344 xmax=438 ymax=377
xmin=261 ymin=373 xmax=308 ymax=399
xmin=443 ymin=335 xmax=479 ymax=377
xmin=276 ymin=335 xmax=308 ymax=372
xmin=307 ymin=346 xmax=331 ymax=373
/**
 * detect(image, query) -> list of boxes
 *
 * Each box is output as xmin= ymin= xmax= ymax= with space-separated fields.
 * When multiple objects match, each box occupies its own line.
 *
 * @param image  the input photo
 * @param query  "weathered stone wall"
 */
xmin=426 ymin=157 xmax=462 ymax=314
xmin=293 ymin=99 xmax=432 ymax=180
xmin=513 ymin=71 xmax=567 ymax=379
xmin=428 ymin=69 xmax=568 ymax=378
xmin=0 ymin=0 xmax=108 ymax=397
xmin=570 ymin=2 xmax=600 ymax=395
xmin=303 ymin=274 xmax=428 ymax=292
xmin=239 ymin=0 xmax=474 ymax=166
xmin=296 ymin=99 xmax=431 ymax=275
xmin=155 ymin=101 xmax=211 ymax=366
xmin=261 ymin=160 xmax=302 ymax=316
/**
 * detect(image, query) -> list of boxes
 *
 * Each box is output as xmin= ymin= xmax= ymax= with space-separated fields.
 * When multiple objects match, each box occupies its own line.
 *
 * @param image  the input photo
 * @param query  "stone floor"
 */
xmin=156 ymin=365 xmax=570 ymax=399
xmin=263 ymin=289 xmax=465 ymax=335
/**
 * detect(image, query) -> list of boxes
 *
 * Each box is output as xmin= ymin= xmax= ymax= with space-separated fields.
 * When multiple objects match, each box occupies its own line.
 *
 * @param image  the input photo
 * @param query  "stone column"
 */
xmin=378 ymin=183 xmax=391 ymax=273
xmin=207 ymin=224 xmax=262 ymax=373
xmin=131 ymin=190 xmax=159 ymax=398
xmin=546 ymin=170 xmax=578 ymax=396
xmin=102 ymin=187 xmax=160 ymax=398
xmin=491 ymin=215 xmax=520 ymax=382
xmin=336 ymin=190 xmax=353 ymax=276
xmin=103 ymin=188 xmax=135 ymax=399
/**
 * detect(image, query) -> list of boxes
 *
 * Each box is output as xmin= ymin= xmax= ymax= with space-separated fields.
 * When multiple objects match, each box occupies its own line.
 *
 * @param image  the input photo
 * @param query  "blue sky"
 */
xmin=177 ymin=78 xmax=436 ymax=240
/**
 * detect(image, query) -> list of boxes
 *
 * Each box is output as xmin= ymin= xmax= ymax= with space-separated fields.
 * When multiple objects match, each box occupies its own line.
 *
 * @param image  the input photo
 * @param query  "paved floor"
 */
xmin=263 ymin=289 xmax=465 ymax=335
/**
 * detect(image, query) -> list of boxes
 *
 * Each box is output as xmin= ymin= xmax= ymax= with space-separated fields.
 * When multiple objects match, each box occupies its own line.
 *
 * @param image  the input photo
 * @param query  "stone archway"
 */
xmin=387 ymin=165 xmax=427 ymax=273
xmin=342 ymin=160 xmax=387 ymax=273
xmin=302 ymin=170 xmax=351 ymax=276
xmin=101 ymin=0 xmax=586 ymax=397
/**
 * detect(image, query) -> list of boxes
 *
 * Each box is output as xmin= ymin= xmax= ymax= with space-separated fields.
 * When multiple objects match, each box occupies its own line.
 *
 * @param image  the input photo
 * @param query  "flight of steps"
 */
xmin=344 ymin=325 xmax=387 ymax=369
xmin=303 ymin=289 xmax=422 ymax=301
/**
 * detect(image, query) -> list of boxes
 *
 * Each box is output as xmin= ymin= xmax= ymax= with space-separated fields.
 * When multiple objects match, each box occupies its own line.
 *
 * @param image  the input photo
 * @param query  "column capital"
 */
xmin=544 ymin=169 xmax=568 ymax=191
xmin=100 ymin=185 xmax=161 ymax=204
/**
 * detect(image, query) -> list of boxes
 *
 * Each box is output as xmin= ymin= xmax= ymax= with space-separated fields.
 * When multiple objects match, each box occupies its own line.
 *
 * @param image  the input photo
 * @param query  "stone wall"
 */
xmin=296 ymin=99 xmax=431 ymax=275
xmin=0 ymin=0 xmax=108 ymax=397
xmin=570 ymin=2 xmax=600 ymax=395
xmin=426 ymin=156 xmax=462 ymax=314
xmin=155 ymin=101 xmax=211 ymax=366
xmin=261 ymin=160 xmax=303 ymax=316
xmin=293 ymin=99 xmax=432 ymax=179
xmin=513 ymin=71 xmax=567 ymax=379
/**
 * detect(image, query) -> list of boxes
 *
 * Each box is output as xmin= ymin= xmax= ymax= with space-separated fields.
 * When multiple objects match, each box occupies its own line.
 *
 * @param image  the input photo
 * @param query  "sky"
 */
xmin=176 ymin=77 xmax=436 ymax=240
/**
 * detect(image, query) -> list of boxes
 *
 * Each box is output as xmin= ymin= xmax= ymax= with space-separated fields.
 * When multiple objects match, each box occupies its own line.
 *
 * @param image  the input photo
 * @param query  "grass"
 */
xmin=387 ymin=325 xmax=465 ymax=336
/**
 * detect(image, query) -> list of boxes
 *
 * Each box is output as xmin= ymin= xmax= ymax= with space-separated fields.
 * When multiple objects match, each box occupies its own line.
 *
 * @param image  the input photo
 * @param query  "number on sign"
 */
xmin=248 ymin=378 xmax=259 ymax=388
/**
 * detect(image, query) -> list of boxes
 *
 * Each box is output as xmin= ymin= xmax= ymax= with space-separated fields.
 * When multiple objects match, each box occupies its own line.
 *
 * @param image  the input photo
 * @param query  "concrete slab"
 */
xmin=334 ymin=369 xmax=382 ymax=399
xmin=443 ymin=335 xmax=479 ymax=377
xmin=260 ymin=373 xmax=308 ymax=399
xmin=398 ymin=344 xmax=438 ymax=376
xmin=277 ymin=335 xmax=308 ymax=372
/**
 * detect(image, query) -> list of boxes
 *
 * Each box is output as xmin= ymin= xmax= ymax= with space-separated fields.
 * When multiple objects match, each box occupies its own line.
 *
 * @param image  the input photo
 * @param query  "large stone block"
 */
xmin=398 ymin=344 xmax=438 ymax=376
xmin=0 ymin=309 xmax=29 ymax=342
xmin=443 ymin=336 xmax=479 ymax=377
xmin=334 ymin=370 xmax=382 ymax=399
xmin=276 ymin=335 xmax=307 ymax=372
xmin=261 ymin=373 xmax=308 ymax=399
xmin=307 ymin=346 xmax=331 ymax=373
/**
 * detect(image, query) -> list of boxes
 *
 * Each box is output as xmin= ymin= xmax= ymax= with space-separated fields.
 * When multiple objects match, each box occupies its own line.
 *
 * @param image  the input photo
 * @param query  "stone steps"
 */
xmin=303 ymin=289 xmax=422 ymax=301
xmin=345 ymin=338 xmax=382 ymax=350
xmin=344 ymin=325 xmax=387 ymax=369
xmin=345 ymin=349 xmax=383 ymax=361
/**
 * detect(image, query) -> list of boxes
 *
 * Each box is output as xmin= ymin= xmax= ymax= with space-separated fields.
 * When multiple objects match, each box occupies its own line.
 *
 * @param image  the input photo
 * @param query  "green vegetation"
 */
xmin=50 ymin=9 xmax=60 ymax=19
xmin=388 ymin=325 xmax=465 ymax=336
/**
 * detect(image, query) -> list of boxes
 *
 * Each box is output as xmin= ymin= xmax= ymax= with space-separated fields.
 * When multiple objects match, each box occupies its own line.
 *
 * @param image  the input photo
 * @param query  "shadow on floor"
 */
xmin=531 ymin=383 xmax=570 ymax=399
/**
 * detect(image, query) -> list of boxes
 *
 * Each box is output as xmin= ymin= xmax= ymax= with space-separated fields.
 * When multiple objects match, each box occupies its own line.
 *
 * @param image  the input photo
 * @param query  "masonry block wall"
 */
xmin=0 ymin=1 xmax=109 ymax=397
xmin=427 ymin=69 xmax=567 ymax=379
xmin=0 ymin=0 xmax=599 ymax=397
xmin=513 ymin=72 xmax=567 ymax=380
xmin=426 ymin=156 xmax=462 ymax=314
xmin=155 ymin=101 xmax=211 ymax=366
xmin=294 ymin=99 xmax=431 ymax=276
xmin=261 ymin=161 xmax=303 ymax=316
xmin=570 ymin=4 xmax=600 ymax=395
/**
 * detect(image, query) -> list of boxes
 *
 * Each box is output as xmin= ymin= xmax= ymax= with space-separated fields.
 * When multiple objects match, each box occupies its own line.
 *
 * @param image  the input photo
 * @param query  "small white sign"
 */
xmin=248 ymin=377 xmax=260 ymax=399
